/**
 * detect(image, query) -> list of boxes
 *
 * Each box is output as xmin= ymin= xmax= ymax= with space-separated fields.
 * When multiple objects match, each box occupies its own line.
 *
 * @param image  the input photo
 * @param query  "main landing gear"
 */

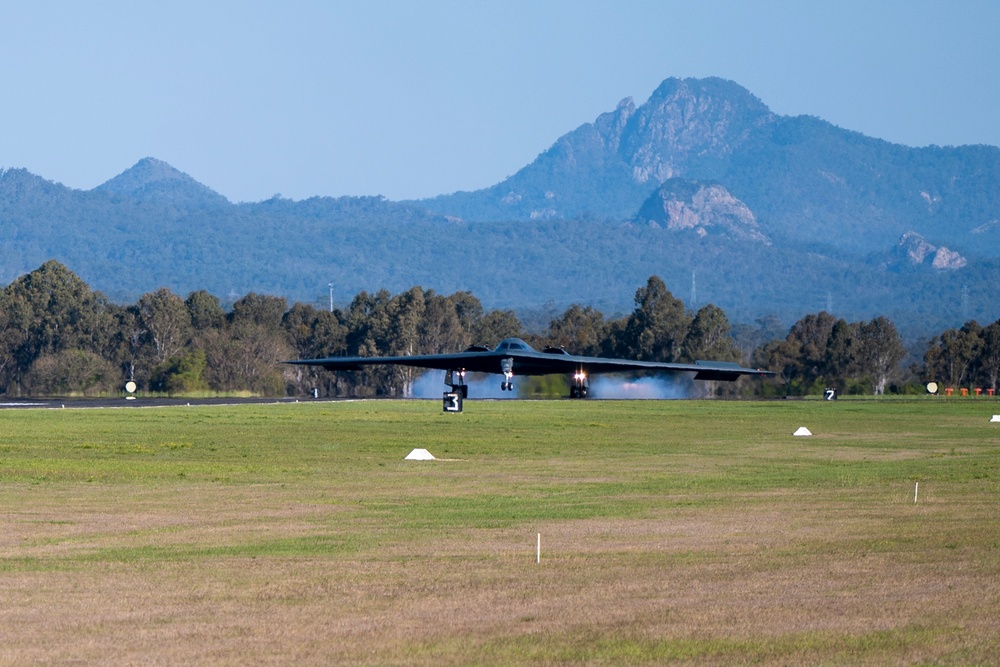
xmin=569 ymin=371 xmax=589 ymax=399
xmin=445 ymin=369 xmax=468 ymax=398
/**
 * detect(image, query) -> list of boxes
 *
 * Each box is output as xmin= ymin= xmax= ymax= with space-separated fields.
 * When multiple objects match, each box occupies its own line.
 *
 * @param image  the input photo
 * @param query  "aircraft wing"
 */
xmin=538 ymin=356 xmax=771 ymax=381
xmin=286 ymin=350 xmax=501 ymax=374
xmin=287 ymin=346 xmax=771 ymax=380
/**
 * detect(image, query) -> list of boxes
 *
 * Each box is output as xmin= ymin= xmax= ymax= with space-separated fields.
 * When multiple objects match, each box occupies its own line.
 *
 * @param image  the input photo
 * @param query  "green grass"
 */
xmin=0 ymin=398 xmax=998 ymax=665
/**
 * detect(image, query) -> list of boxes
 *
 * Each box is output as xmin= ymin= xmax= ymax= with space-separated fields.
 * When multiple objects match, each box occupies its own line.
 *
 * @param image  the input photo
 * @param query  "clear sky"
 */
xmin=1 ymin=1 xmax=997 ymax=203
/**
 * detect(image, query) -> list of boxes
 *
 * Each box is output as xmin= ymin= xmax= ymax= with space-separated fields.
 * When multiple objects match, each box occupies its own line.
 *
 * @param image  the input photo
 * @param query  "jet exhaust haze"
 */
xmin=408 ymin=370 xmax=692 ymax=400
xmin=588 ymin=376 xmax=690 ymax=399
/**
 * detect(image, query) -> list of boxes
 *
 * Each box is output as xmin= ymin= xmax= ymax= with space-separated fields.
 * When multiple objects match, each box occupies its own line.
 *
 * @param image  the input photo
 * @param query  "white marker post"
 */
xmin=914 ymin=481 xmax=919 ymax=504
xmin=537 ymin=533 xmax=541 ymax=564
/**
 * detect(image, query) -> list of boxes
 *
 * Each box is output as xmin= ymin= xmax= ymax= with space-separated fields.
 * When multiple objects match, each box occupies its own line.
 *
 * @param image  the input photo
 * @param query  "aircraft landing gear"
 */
xmin=569 ymin=372 xmax=589 ymax=399
xmin=500 ymin=357 xmax=514 ymax=393
xmin=445 ymin=369 xmax=468 ymax=398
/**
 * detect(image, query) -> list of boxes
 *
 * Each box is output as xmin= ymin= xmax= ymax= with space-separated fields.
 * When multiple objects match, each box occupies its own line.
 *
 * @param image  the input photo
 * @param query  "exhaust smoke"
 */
xmin=410 ymin=371 xmax=694 ymax=400
xmin=588 ymin=375 xmax=691 ymax=399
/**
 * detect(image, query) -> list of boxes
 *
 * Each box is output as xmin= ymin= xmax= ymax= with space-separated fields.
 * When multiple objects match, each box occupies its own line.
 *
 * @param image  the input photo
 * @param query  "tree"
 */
xmin=344 ymin=289 xmax=394 ymax=396
xmin=449 ymin=291 xmax=484 ymax=342
xmin=473 ymin=309 xmax=523 ymax=347
xmin=925 ymin=322 xmax=983 ymax=388
xmin=780 ymin=312 xmax=839 ymax=393
xmin=283 ymin=303 xmax=346 ymax=358
xmin=622 ymin=276 xmax=690 ymax=362
xmin=681 ymin=304 xmax=740 ymax=363
xmin=150 ymin=350 xmax=210 ymax=394
xmin=732 ymin=314 xmax=785 ymax=363
xmin=0 ymin=261 xmax=118 ymax=394
xmin=0 ymin=290 xmax=19 ymax=391
xmin=113 ymin=306 xmax=146 ymax=386
xmin=547 ymin=305 xmax=607 ymax=356
xmin=282 ymin=303 xmax=348 ymax=397
xmin=23 ymin=349 xmax=120 ymax=396
xmin=186 ymin=290 xmax=225 ymax=331
xmin=202 ymin=323 xmax=293 ymax=395
xmin=852 ymin=316 xmax=905 ymax=395
xmin=977 ymin=320 xmax=1000 ymax=392
xmin=420 ymin=291 xmax=468 ymax=355
xmin=787 ymin=312 xmax=837 ymax=381
xmin=599 ymin=316 xmax=631 ymax=359
xmin=231 ymin=293 xmax=287 ymax=329
xmin=386 ymin=287 xmax=426 ymax=396
xmin=138 ymin=288 xmax=192 ymax=365
xmin=752 ymin=312 xmax=845 ymax=395
xmin=823 ymin=319 xmax=857 ymax=386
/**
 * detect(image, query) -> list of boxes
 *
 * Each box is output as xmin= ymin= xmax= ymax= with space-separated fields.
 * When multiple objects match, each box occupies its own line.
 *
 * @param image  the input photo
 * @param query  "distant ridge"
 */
xmin=0 ymin=167 xmax=75 ymax=203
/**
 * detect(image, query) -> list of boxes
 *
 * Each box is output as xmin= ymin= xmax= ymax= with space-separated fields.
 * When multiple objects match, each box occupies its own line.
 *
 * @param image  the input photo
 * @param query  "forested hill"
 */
xmin=0 ymin=160 xmax=453 ymax=304
xmin=1 ymin=77 xmax=1000 ymax=338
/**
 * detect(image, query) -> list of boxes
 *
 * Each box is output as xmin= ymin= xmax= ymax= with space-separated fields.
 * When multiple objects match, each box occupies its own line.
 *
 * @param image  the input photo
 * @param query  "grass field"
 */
xmin=0 ymin=398 xmax=998 ymax=665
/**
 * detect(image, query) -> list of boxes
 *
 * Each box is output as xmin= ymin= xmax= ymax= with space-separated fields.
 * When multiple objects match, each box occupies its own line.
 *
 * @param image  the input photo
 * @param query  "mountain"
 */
xmin=94 ymin=157 xmax=230 ymax=209
xmin=422 ymin=77 xmax=1000 ymax=259
xmin=422 ymin=78 xmax=774 ymax=221
xmin=0 ymin=76 xmax=998 ymax=338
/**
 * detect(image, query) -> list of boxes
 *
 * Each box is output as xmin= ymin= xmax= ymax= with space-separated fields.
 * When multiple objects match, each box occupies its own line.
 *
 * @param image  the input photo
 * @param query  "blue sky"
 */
xmin=1 ymin=1 xmax=997 ymax=203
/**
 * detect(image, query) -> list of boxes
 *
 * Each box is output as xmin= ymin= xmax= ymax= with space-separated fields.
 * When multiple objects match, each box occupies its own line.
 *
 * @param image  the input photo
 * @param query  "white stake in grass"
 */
xmin=537 ymin=533 xmax=541 ymax=564
xmin=914 ymin=481 xmax=919 ymax=504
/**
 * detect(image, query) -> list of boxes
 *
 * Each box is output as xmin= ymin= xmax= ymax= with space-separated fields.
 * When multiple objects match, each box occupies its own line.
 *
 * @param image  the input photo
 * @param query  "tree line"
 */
xmin=1 ymin=261 xmax=996 ymax=398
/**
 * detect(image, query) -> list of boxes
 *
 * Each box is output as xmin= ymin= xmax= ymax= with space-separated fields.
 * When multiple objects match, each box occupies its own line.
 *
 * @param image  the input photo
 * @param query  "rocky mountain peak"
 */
xmin=897 ymin=231 xmax=967 ymax=270
xmin=592 ymin=97 xmax=636 ymax=154
xmin=636 ymin=178 xmax=769 ymax=244
xmin=427 ymin=76 xmax=784 ymax=222
xmin=621 ymin=77 xmax=775 ymax=184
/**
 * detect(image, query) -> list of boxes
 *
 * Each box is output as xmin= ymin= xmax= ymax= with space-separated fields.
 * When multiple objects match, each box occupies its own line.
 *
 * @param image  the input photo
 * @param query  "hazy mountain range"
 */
xmin=1 ymin=76 xmax=998 ymax=337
